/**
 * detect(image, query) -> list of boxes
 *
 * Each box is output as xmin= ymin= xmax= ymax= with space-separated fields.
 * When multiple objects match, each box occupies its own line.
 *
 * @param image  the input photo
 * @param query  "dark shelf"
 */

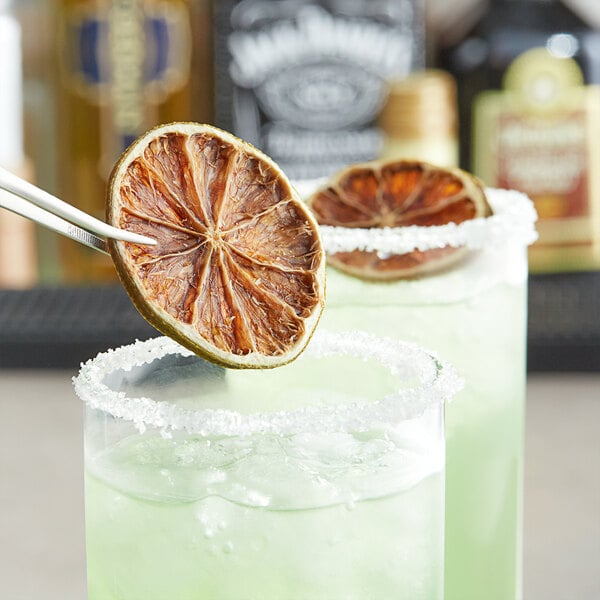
xmin=1 ymin=273 xmax=599 ymax=371
xmin=527 ymin=271 xmax=600 ymax=372
xmin=0 ymin=285 xmax=158 ymax=369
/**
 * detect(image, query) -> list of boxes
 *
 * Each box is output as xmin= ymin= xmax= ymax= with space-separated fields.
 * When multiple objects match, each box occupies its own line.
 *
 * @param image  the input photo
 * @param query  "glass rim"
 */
xmin=73 ymin=330 xmax=462 ymax=437
xmin=295 ymin=184 xmax=538 ymax=255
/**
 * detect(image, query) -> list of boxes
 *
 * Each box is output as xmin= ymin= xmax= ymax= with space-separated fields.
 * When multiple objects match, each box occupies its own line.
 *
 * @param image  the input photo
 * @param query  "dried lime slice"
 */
xmin=106 ymin=123 xmax=325 ymax=369
xmin=307 ymin=160 xmax=492 ymax=280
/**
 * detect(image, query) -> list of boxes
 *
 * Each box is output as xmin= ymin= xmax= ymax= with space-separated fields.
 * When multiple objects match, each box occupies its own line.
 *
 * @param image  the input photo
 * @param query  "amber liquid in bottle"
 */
xmin=55 ymin=0 xmax=193 ymax=282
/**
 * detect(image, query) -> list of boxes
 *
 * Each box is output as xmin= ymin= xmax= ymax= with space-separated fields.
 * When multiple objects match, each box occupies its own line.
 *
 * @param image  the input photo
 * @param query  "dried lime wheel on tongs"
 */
xmin=106 ymin=123 xmax=325 ymax=369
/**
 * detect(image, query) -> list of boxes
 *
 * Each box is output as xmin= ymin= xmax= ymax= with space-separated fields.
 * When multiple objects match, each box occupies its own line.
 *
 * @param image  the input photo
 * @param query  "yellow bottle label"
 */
xmin=473 ymin=48 xmax=600 ymax=272
xmin=60 ymin=0 xmax=191 ymax=176
xmin=56 ymin=0 xmax=192 ymax=282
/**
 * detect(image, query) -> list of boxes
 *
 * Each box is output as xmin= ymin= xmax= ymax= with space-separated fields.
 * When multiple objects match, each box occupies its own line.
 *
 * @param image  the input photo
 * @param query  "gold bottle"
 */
xmin=378 ymin=70 xmax=458 ymax=168
xmin=55 ymin=0 xmax=193 ymax=282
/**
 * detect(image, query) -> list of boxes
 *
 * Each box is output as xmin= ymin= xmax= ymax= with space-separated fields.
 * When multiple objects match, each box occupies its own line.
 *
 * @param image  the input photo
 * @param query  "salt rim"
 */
xmin=73 ymin=330 xmax=462 ymax=437
xmin=317 ymin=188 xmax=538 ymax=256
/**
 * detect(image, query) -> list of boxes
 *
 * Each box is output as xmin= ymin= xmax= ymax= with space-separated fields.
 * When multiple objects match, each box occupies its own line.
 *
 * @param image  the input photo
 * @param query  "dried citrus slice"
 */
xmin=307 ymin=159 xmax=492 ymax=280
xmin=106 ymin=123 xmax=325 ymax=369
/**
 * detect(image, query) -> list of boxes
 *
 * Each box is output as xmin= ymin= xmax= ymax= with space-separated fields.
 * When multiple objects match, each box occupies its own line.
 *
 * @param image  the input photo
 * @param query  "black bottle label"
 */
xmin=214 ymin=0 xmax=424 ymax=181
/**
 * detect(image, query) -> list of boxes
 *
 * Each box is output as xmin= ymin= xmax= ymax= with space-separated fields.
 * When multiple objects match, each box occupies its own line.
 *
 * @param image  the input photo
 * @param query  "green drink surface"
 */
xmin=85 ymin=427 xmax=444 ymax=600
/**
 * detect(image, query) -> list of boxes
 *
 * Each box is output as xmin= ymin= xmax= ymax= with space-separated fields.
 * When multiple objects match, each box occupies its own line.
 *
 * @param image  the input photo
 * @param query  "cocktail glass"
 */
xmin=73 ymin=329 xmax=461 ymax=600
xmin=314 ymin=189 xmax=537 ymax=600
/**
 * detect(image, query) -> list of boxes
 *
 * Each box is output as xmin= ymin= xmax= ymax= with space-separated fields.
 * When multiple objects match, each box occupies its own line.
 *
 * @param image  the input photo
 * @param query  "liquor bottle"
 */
xmin=377 ymin=69 xmax=458 ymax=167
xmin=213 ymin=0 xmax=425 ymax=183
xmin=439 ymin=0 xmax=600 ymax=272
xmin=0 ymin=1 xmax=38 ymax=288
xmin=55 ymin=0 xmax=193 ymax=282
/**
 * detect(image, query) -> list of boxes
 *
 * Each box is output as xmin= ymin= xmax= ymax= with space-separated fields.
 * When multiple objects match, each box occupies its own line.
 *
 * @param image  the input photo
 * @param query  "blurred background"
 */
xmin=0 ymin=0 xmax=600 ymax=368
xmin=0 ymin=1 xmax=599 ymax=598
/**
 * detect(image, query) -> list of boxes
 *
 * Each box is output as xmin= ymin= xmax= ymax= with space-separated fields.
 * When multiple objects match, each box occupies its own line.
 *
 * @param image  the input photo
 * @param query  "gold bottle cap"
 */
xmin=379 ymin=70 xmax=457 ymax=140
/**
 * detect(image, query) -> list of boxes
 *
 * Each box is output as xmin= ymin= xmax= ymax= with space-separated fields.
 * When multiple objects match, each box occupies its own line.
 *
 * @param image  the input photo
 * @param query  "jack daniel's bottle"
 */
xmin=55 ymin=0 xmax=192 ymax=281
xmin=213 ymin=0 xmax=425 ymax=182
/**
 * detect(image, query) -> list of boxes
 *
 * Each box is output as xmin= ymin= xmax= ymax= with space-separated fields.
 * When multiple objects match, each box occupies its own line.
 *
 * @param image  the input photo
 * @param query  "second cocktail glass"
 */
xmin=314 ymin=188 xmax=537 ymax=600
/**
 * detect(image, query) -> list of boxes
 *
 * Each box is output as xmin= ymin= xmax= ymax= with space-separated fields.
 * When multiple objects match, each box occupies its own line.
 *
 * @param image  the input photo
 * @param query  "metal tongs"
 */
xmin=0 ymin=166 xmax=156 ymax=254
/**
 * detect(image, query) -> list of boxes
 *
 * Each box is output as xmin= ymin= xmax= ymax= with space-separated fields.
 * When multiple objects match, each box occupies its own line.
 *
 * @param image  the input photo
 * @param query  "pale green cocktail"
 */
xmin=314 ymin=189 xmax=537 ymax=600
xmin=74 ymin=330 xmax=460 ymax=599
